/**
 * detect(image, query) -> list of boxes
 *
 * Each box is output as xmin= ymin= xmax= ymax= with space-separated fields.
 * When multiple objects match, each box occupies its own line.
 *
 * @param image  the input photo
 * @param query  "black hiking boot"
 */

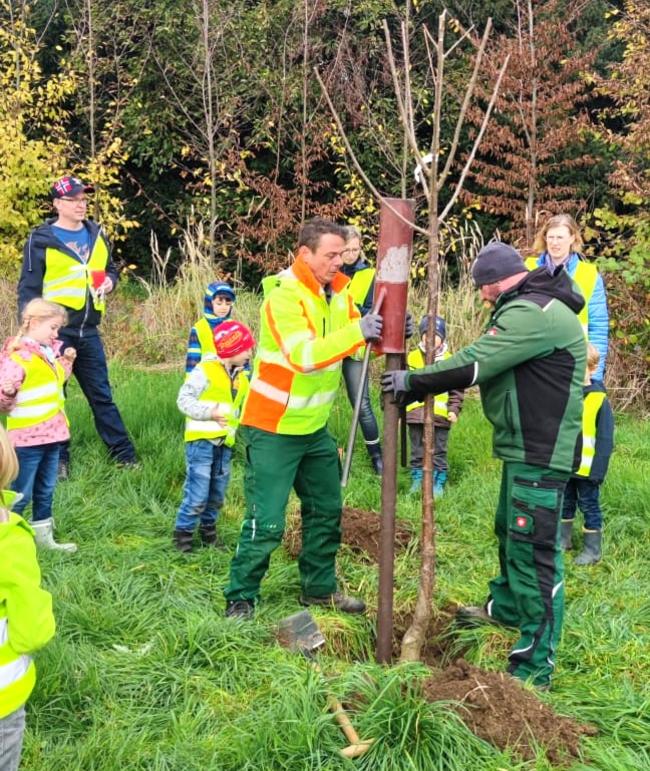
xmin=173 ymin=528 xmax=194 ymax=553
xmin=198 ymin=524 xmax=220 ymax=547
xmin=225 ymin=600 xmax=255 ymax=620
xmin=299 ymin=592 xmax=366 ymax=614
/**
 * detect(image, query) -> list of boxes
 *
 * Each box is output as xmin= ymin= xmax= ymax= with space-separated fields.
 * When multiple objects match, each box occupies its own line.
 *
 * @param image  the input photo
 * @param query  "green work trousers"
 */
xmin=225 ymin=426 xmax=342 ymax=603
xmin=486 ymin=462 xmax=568 ymax=687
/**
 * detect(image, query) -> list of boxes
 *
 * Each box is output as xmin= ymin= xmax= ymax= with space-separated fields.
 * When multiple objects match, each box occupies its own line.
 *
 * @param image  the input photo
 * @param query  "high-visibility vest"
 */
xmin=184 ymin=359 xmax=249 ymax=446
xmin=348 ymin=267 xmax=375 ymax=308
xmin=242 ymin=258 xmax=364 ymax=435
xmin=525 ymin=257 xmax=598 ymax=336
xmin=7 ymin=352 xmax=67 ymax=432
xmin=194 ymin=318 xmax=217 ymax=359
xmin=42 ymin=236 xmax=109 ymax=313
xmin=0 ymin=493 xmax=55 ymax=719
xmin=577 ymin=391 xmax=606 ymax=477
xmin=405 ymin=348 xmax=450 ymax=418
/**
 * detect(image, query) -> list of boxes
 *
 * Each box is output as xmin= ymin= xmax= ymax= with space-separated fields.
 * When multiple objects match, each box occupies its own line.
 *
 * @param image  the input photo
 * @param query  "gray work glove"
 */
xmin=380 ymin=370 xmax=410 ymax=403
xmin=404 ymin=312 xmax=414 ymax=339
xmin=360 ymin=313 xmax=383 ymax=341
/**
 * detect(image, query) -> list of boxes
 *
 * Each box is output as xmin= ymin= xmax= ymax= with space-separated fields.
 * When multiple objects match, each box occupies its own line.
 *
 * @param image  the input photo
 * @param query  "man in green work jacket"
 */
xmin=381 ymin=242 xmax=587 ymax=689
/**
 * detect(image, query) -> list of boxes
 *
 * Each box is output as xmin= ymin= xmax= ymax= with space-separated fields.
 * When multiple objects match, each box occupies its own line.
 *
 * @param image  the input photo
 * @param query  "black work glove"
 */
xmin=380 ymin=370 xmax=410 ymax=404
xmin=360 ymin=313 xmax=383 ymax=341
xmin=404 ymin=312 xmax=414 ymax=339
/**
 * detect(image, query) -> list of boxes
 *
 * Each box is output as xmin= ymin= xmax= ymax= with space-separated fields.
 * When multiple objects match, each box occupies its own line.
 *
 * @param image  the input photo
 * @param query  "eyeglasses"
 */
xmin=60 ymin=197 xmax=88 ymax=204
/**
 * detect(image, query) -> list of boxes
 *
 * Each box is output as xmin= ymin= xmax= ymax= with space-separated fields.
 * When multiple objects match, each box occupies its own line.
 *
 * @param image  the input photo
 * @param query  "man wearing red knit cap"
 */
xmin=172 ymin=320 xmax=255 ymax=552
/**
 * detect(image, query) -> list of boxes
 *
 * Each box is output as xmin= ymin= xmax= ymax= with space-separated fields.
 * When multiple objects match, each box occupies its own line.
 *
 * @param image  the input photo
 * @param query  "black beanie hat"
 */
xmin=471 ymin=242 xmax=526 ymax=287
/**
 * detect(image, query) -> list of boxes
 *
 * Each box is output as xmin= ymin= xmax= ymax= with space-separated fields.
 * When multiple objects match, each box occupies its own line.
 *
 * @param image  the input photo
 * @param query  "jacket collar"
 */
xmin=292 ymin=256 xmax=350 ymax=297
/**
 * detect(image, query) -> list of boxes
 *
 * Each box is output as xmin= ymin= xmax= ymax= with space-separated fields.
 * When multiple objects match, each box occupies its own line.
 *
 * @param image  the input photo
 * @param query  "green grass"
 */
xmin=17 ymin=364 xmax=650 ymax=770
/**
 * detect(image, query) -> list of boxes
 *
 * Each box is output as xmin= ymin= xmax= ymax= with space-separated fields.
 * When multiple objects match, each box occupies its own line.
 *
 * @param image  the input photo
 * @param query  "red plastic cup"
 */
xmin=91 ymin=270 xmax=106 ymax=290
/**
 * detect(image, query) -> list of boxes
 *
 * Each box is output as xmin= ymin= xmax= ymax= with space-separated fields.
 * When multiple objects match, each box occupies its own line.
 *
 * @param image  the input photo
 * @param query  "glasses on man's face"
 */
xmin=60 ymin=197 xmax=88 ymax=205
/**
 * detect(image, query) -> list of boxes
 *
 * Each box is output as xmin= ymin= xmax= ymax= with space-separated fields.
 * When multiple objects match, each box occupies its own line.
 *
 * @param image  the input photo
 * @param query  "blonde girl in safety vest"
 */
xmin=0 ymin=425 xmax=56 ymax=771
xmin=527 ymin=214 xmax=609 ymax=382
xmin=0 ymin=299 xmax=77 ymax=552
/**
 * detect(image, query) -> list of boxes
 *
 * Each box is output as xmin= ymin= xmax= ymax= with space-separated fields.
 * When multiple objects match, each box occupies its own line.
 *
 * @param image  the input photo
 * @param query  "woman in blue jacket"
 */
xmin=528 ymin=214 xmax=609 ymax=382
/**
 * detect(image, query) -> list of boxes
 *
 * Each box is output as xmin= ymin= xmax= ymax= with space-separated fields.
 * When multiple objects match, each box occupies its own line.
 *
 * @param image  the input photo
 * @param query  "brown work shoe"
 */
xmin=299 ymin=592 xmax=366 ymax=614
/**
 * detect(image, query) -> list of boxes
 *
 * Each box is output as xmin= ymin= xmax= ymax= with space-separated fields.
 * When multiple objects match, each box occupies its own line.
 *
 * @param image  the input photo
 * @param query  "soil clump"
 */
xmin=421 ymin=658 xmax=597 ymax=764
xmin=284 ymin=506 xmax=412 ymax=562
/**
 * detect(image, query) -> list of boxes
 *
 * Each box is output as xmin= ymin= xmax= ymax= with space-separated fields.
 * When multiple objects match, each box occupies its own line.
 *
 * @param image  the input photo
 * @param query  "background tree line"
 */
xmin=0 ymin=0 xmax=647 ymax=374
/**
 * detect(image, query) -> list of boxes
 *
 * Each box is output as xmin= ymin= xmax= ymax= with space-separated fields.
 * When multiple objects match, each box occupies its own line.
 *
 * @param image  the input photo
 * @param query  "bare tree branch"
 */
xmin=439 ymin=52 xmax=510 ymax=222
xmin=314 ymin=67 xmax=429 ymax=236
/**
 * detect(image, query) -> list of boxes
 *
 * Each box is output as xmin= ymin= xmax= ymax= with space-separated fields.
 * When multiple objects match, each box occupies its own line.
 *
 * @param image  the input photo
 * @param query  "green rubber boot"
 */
xmin=574 ymin=530 xmax=602 ymax=565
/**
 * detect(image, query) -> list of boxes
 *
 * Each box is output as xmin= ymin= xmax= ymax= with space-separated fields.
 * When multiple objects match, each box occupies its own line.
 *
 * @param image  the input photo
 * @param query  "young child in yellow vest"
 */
xmin=406 ymin=315 xmax=464 ymax=497
xmin=0 ymin=299 xmax=77 ymax=552
xmin=184 ymin=282 xmax=236 ymax=374
xmin=560 ymin=343 xmax=614 ymax=564
xmin=0 ymin=425 xmax=56 ymax=771
xmin=173 ymin=320 xmax=255 ymax=552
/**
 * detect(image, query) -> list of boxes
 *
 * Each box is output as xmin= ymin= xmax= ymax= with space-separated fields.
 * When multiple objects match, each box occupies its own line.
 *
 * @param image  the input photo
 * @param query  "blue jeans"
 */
xmin=0 ymin=705 xmax=25 ymax=771
xmin=57 ymin=329 xmax=136 ymax=463
xmin=175 ymin=441 xmax=232 ymax=531
xmin=341 ymin=357 xmax=380 ymax=453
xmin=562 ymin=477 xmax=603 ymax=530
xmin=11 ymin=443 xmax=60 ymax=522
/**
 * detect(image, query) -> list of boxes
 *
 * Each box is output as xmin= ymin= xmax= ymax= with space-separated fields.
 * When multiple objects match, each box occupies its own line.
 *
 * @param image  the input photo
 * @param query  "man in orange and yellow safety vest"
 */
xmin=224 ymin=218 xmax=385 ymax=619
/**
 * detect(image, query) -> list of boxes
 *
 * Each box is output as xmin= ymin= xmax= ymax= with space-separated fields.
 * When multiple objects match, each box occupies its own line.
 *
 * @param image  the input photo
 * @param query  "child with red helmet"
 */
xmin=173 ymin=321 xmax=255 ymax=552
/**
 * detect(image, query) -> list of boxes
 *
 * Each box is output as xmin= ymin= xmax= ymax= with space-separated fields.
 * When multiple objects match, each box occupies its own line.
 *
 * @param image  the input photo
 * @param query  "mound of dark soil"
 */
xmin=284 ymin=506 xmax=413 ymax=562
xmin=421 ymin=659 xmax=597 ymax=765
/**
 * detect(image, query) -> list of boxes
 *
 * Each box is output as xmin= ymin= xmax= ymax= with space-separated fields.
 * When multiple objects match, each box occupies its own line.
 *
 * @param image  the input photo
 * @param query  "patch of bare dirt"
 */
xmin=421 ymin=658 xmax=597 ymax=765
xmin=284 ymin=506 xmax=413 ymax=562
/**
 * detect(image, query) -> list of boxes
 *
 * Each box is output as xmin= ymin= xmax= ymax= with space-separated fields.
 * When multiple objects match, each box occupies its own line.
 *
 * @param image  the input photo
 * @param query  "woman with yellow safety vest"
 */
xmin=339 ymin=226 xmax=383 ymax=474
xmin=528 ymin=214 xmax=609 ymax=382
xmin=0 ymin=300 xmax=77 ymax=552
xmin=0 ymin=426 xmax=56 ymax=771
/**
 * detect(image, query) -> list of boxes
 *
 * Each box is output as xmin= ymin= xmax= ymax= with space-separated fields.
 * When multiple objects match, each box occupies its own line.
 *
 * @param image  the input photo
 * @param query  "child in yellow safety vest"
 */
xmin=560 ymin=343 xmax=614 ymax=565
xmin=184 ymin=282 xmax=236 ymax=374
xmin=0 ymin=425 xmax=56 ymax=771
xmin=406 ymin=316 xmax=464 ymax=497
xmin=173 ymin=320 xmax=255 ymax=552
xmin=0 ymin=299 xmax=77 ymax=552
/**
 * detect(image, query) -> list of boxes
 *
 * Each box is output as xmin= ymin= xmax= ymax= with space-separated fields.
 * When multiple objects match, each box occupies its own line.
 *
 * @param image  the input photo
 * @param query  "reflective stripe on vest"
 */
xmin=194 ymin=318 xmax=217 ymax=359
xmin=7 ymin=353 xmax=66 ymax=431
xmin=184 ymin=360 xmax=249 ymax=445
xmin=405 ymin=348 xmax=450 ymax=417
xmin=525 ymin=257 xmax=597 ymax=336
xmin=0 ymin=613 xmax=35 ymax=719
xmin=577 ymin=391 xmax=606 ymax=476
xmin=42 ymin=236 xmax=109 ymax=312
xmin=348 ymin=267 xmax=375 ymax=308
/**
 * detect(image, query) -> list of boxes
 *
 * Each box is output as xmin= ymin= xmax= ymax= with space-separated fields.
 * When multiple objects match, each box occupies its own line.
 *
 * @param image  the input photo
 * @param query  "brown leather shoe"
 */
xmin=299 ymin=592 xmax=366 ymax=614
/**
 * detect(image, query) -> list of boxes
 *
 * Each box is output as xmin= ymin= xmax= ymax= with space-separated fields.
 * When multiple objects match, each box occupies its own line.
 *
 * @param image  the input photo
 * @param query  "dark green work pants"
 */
xmin=225 ymin=426 xmax=342 ymax=603
xmin=486 ymin=462 xmax=568 ymax=686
